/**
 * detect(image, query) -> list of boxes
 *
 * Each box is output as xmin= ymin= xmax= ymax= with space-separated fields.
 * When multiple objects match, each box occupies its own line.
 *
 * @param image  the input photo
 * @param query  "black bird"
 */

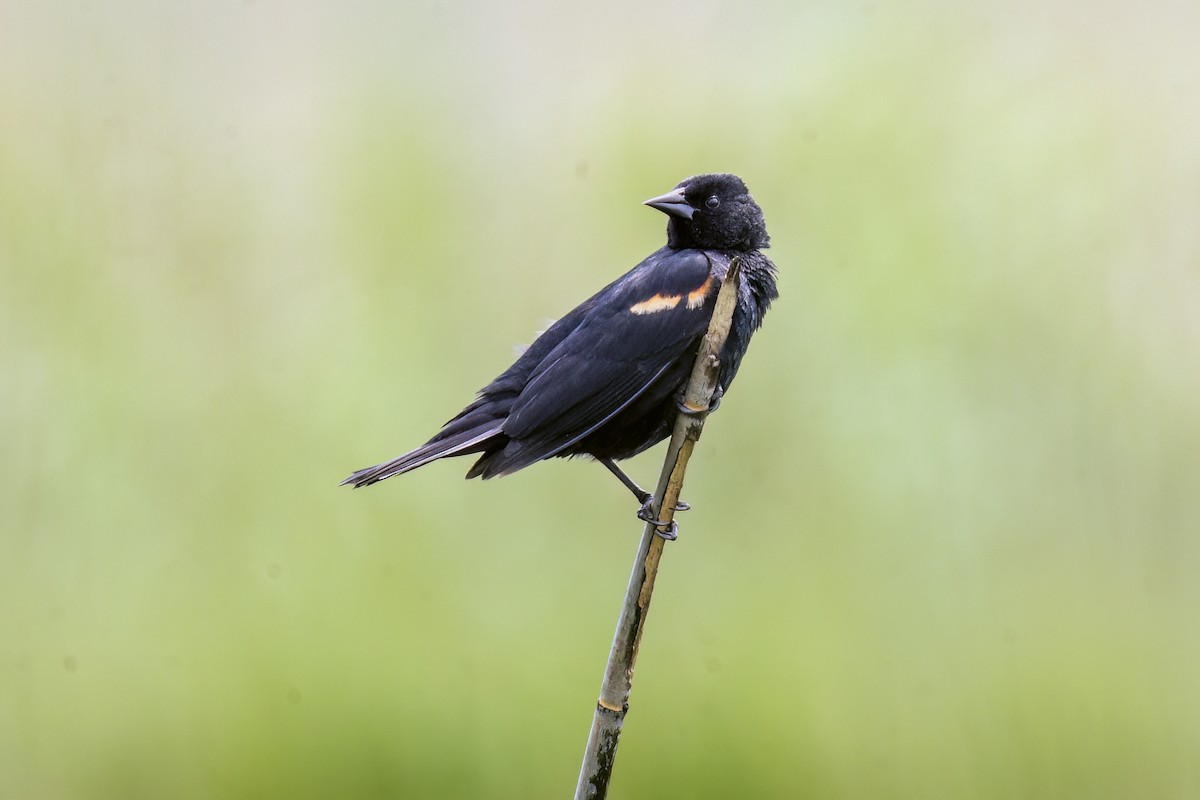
xmin=342 ymin=173 xmax=778 ymax=535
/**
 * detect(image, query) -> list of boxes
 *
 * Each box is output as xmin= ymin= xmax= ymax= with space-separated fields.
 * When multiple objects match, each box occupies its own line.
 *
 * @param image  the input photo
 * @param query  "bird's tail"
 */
xmin=340 ymin=424 xmax=505 ymax=488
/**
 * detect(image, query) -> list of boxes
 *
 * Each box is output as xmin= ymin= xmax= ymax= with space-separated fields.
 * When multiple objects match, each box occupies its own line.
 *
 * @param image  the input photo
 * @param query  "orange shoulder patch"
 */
xmin=685 ymin=275 xmax=714 ymax=309
xmin=629 ymin=293 xmax=682 ymax=315
xmin=629 ymin=275 xmax=714 ymax=315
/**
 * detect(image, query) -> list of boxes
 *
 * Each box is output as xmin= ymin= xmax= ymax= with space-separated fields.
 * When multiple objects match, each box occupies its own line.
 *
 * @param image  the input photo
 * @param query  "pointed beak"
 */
xmin=643 ymin=188 xmax=695 ymax=220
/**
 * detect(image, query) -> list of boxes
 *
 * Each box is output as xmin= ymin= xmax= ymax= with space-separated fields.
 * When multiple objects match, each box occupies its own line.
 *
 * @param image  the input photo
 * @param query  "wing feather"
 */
xmin=484 ymin=248 xmax=717 ymax=473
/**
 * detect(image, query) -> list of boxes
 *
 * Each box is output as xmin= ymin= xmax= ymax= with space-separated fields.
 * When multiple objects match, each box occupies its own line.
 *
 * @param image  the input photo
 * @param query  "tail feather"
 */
xmin=341 ymin=425 xmax=505 ymax=488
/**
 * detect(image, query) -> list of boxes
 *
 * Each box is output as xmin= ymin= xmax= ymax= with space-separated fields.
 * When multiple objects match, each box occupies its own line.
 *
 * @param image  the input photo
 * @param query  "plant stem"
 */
xmin=574 ymin=257 xmax=743 ymax=799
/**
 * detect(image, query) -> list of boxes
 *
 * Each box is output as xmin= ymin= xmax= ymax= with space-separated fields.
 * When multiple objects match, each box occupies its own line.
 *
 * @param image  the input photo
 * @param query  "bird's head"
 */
xmin=644 ymin=173 xmax=769 ymax=251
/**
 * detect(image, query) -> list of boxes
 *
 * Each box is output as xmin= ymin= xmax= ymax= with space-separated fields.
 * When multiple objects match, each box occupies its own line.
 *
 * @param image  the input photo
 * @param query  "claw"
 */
xmin=636 ymin=501 xmax=665 ymax=525
xmin=637 ymin=497 xmax=685 ymax=540
xmin=676 ymin=385 xmax=723 ymax=416
xmin=637 ymin=495 xmax=688 ymax=520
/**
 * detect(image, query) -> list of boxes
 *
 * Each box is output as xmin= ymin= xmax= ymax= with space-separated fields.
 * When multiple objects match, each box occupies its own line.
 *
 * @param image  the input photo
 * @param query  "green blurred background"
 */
xmin=3 ymin=2 xmax=1199 ymax=798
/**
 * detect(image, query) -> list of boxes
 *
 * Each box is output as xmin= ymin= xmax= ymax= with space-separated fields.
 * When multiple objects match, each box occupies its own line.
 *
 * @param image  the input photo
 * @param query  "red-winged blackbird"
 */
xmin=342 ymin=173 xmax=778 ymax=532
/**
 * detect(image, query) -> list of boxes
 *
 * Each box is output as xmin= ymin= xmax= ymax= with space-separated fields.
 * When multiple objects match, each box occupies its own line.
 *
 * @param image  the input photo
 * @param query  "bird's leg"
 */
xmin=598 ymin=456 xmax=649 ymax=504
xmin=676 ymin=384 xmax=723 ymax=416
xmin=596 ymin=457 xmax=689 ymax=529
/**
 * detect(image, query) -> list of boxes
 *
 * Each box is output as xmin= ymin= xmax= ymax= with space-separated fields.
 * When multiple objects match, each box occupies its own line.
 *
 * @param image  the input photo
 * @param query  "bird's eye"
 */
xmin=705 ymin=196 xmax=720 ymax=210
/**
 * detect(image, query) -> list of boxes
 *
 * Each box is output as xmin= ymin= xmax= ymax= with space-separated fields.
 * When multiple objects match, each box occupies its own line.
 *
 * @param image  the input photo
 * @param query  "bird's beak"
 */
xmin=643 ymin=189 xmax=695 ymax=220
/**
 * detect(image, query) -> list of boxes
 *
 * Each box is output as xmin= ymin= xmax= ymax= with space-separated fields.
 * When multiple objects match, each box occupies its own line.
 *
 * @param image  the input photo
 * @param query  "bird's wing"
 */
xmin=495 ymin=248 xmax=718 ymax=468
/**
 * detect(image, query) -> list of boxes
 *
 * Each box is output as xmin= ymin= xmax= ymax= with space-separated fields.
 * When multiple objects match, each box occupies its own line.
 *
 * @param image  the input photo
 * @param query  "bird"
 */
xmin=341 ymin=173 xmax=779 ymax=537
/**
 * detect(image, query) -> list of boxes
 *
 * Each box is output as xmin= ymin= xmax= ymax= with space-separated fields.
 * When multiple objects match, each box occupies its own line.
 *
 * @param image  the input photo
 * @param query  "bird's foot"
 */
xmin=637 ymin=495 xmax=689 ymax=519
xmin=637 ymin=496 xmax=686 ymax=540
xmin=676 ymin=386 xmax=723 ymax=416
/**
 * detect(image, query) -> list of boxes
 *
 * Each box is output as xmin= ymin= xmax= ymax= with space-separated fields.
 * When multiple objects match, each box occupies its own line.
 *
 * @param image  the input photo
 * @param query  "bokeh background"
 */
xmin=4 ymin=2 xmax=1200 ymax=797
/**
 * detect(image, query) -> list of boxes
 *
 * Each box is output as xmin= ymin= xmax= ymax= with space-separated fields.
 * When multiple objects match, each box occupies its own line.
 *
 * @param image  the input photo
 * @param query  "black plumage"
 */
xmin=342 ymin=173 xmax=778 ymax=518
